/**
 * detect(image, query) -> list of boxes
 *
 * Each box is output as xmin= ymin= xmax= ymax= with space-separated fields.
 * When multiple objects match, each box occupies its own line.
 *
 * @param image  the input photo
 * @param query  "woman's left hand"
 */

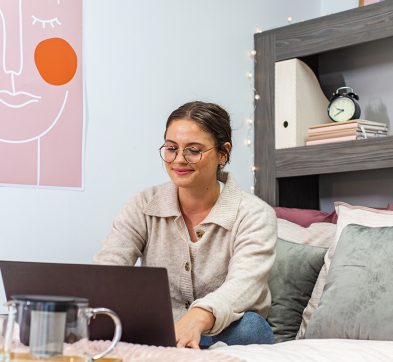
xmin=174 ymin=307 xmax=215 ymax=349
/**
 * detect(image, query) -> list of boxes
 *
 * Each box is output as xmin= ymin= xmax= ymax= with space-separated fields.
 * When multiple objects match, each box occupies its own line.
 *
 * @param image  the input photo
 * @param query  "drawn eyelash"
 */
xmin=32 ymin=15 xmax=62 ymax=29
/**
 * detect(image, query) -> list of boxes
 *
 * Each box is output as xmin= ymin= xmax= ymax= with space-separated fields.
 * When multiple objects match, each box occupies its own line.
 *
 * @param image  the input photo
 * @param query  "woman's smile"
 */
xmin=172 ymin=167 xmax=194 ymax=176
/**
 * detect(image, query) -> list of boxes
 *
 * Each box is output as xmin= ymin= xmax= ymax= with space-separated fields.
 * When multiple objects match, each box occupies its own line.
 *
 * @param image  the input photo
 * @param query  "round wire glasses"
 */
xmin=159 ymin=145 xmax=216 ymax=164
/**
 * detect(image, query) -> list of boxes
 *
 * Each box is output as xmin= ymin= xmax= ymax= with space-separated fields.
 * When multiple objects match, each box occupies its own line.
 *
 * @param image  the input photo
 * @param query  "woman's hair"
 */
xmin=165 ymin=101 xmax=232 ymax=168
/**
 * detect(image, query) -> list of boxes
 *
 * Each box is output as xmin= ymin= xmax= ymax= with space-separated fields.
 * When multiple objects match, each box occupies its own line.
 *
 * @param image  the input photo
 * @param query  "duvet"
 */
xmin=80 ymin=339 xmax=393 ymax=362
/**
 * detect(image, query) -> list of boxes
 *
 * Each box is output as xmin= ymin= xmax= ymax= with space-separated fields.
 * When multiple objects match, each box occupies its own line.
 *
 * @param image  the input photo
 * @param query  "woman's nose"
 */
xmin=173 ymin=150 xmax=188 ymax=164
xmin=0 ymin=2 xmax=23 ymax=76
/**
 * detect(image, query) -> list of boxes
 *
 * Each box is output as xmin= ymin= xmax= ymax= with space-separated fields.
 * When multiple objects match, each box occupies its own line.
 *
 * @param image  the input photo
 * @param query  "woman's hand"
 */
xmin=174 ymin=307 xmax=215 ymax=349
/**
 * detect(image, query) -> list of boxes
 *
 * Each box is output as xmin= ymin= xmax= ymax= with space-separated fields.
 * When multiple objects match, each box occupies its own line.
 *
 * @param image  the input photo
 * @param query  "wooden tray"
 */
xmin=9 ymin=352 xmax=122 ymax=362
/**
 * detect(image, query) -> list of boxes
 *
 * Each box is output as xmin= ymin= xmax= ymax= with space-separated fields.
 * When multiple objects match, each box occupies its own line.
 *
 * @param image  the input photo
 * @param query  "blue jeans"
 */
xmin=199 ymin=311 xmax=274 ymax=348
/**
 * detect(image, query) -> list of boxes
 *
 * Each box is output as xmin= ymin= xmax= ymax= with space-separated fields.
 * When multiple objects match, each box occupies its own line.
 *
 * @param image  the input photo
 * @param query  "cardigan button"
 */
xmin=196 ymin=230 xmax=204 ymax=238
xmin=185 ymin=262 xmax=190 ymax=272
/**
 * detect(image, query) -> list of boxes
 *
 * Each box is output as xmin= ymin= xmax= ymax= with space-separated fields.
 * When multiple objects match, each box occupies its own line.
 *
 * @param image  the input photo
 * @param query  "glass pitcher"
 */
xmin=4 ymin=295 xmax=122 ymax=361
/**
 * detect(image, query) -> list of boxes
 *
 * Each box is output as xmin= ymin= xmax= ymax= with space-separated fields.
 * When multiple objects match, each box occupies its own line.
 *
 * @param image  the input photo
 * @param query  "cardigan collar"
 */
xmin=143 ymin=172 xmax=242 ymax=231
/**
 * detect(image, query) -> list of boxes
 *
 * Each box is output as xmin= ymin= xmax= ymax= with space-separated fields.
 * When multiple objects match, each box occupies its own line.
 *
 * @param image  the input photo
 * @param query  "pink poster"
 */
xmin=0 ymin=0 xmax=84 ymax=189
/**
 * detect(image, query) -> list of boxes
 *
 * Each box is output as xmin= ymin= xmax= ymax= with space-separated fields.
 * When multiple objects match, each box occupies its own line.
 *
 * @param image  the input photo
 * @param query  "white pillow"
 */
xmin=297 ymin=202 xmax=393 ymax=339
xmin=277 ymin=218 xmax=336 ymax=248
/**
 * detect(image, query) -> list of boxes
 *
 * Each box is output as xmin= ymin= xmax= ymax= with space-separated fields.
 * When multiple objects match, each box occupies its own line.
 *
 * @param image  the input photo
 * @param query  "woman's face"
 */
xmin=0 ymin=0 xmax=81 ymax=142
xmin=163 ymin=119 xmax=225 ymax=190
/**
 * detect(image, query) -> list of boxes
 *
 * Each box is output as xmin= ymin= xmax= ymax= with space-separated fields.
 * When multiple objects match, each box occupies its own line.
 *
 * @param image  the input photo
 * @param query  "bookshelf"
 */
xmin=254 ymin=1 xmax=393 ymax=209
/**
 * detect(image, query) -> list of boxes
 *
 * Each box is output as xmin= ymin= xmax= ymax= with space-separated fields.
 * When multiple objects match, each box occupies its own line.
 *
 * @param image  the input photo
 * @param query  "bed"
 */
xmin=83 ymin=338 xmax=393 ymax=362
xmin=6 ymin=199 xmax=393 ymax=362
xmin=85 ymin=202 xmax=393 ymax=362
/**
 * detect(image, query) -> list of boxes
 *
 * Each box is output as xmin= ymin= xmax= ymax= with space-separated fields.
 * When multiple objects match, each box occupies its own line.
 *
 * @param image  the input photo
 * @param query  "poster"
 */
xmin=0 ymin=0 xmax=84 ymax=188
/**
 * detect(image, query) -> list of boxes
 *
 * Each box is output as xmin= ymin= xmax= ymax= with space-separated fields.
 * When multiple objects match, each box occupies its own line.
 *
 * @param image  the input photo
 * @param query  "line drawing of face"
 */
xmin=0 ymin=0 xmax=83 ymax=187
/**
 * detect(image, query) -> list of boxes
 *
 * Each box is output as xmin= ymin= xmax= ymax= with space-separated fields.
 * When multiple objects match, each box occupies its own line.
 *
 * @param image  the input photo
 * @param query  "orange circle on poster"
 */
xmin=34 ymin=37 xmax=77 ymax=86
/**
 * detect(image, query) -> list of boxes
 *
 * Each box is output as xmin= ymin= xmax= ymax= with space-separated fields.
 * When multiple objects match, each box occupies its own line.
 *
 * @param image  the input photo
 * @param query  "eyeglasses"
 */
xmin=159 ymin=145 xmax=216 ymax=164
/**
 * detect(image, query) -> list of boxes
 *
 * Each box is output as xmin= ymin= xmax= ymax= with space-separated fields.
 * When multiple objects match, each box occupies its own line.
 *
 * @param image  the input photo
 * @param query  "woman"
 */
xmin=94 ymin=101 xmax=277 ymax=348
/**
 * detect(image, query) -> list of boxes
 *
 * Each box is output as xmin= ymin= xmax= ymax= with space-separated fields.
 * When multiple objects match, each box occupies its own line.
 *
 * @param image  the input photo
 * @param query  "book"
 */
xmin=308 ymin=119 xmax=388 ymax=134
xmin=357 ymin=131 xmax=388 ymax=139
xmin=307 ymin=128 xmax=356 ymax=138
xmin=307 ymin=129 xmax=357 ymax=141
xmin=307 ymin=127 xmax=387 ymax=141
xmin=355 ymin=119 xmax=389 ymax=127
xmin=308 ymin=121 xmax=358 ymax=134
xmin=306 ymin=135 xmax=357 ymax=145
xmin=306 ymin=131 xmax=388 ymax=145
xmin=357 ymin=124 xmax=388 ymax=132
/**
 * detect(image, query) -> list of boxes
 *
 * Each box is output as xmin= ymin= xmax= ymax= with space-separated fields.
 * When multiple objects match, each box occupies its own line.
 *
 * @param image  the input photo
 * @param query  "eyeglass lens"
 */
xmin=160 ymin=147 xmax=202 ymax=164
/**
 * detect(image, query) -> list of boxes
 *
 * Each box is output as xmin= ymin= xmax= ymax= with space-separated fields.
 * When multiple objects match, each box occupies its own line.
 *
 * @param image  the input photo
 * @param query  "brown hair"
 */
xmin=165 ymin=101 xmax=232 ymax=169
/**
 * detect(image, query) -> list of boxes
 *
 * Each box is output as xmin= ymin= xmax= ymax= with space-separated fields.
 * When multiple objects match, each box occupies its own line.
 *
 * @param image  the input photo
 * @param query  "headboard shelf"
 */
xmin=273 ymin=1 xmax=393 ymax=61
xmin=254 ymin=1 xmax=393 ymax=208
xmin=275 ymin=135 xmax=393 ymax=178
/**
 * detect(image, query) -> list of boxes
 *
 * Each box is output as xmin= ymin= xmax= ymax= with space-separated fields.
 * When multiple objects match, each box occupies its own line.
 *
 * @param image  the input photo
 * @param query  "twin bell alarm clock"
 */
xmin=327 ymin=86 xmax=361 ymax=122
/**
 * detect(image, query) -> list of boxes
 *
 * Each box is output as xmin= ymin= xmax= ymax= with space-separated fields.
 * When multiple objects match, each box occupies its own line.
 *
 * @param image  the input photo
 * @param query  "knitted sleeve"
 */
xmin=93 ymin=193 xmax=148 ymax=266
xmin=190 ymin=196 xmax=277 ymax=335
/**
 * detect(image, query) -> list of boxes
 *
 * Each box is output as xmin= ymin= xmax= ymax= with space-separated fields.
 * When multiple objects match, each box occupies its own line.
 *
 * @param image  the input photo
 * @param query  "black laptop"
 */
xmin=0 ymin=260 xmax=176 ymax=347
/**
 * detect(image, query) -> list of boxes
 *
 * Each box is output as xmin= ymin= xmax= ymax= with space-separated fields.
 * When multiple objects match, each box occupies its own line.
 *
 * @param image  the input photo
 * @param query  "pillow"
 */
xmin=274 ymin=207 xmax=337 ymax=228
xmin=276 ymin=204 xmax=393 ymax=228
xmin=267 ymin=238 xmax=327 ymax=343
xmin=277 ymin=218 xmax=336 ymax=248
xmin=304 ymin=224 xmax=393 ymax=340
xmin=297 ymin=202 xmax=393 ymax=339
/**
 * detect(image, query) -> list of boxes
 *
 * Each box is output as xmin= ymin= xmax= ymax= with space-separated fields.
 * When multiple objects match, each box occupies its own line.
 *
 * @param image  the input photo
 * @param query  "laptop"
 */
xmin=0 ymin=260 xmax=176 ymax=347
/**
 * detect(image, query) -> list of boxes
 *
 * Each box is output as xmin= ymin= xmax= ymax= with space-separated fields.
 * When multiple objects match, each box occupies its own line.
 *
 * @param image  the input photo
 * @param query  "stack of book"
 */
xmin=306 ymin=119 xmax=388 ymax=146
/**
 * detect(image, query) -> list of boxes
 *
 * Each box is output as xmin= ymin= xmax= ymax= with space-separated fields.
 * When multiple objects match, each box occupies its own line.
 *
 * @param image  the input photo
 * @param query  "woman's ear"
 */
xmin=219 ymin=142 xmax=232 ymax=165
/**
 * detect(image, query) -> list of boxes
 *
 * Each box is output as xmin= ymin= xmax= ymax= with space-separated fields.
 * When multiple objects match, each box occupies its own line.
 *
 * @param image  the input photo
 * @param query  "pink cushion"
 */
xmin=274 ymin=207 xmax=337 ymax=228
xmin=275 ymin=203 xmax=393 ymax=228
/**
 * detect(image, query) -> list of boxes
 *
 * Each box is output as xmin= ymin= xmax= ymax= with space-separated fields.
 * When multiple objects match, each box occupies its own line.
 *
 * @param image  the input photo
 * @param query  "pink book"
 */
xmin=308 ymin=122 xmax=358 ymax=134
xmin=306 ymin=135 xmax=357 ymax=146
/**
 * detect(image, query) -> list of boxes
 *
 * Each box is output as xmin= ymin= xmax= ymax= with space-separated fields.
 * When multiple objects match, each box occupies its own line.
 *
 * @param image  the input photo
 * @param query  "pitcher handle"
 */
xmin=3 ymin=301 xmax=16 ymax=354
xmin=87 ymin=307 xmax=122 ymax=360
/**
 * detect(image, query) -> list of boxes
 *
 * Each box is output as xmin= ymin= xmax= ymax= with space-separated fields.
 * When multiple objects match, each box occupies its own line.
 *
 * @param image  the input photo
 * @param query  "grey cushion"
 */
xmin=267 ymin=238 xmax=327 ymax=343
xmin=305 ymin=224 xmax=393 ymax=340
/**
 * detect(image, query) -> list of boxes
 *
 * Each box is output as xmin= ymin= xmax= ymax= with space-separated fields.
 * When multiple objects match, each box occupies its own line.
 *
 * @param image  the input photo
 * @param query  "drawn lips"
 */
xmin=0 ymin=90 xmax=41 ymax=108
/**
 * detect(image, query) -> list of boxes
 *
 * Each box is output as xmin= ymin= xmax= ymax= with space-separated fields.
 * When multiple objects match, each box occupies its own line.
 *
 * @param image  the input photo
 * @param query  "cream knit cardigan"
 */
xmin=94 ymin=173 xmax=277 ymax=335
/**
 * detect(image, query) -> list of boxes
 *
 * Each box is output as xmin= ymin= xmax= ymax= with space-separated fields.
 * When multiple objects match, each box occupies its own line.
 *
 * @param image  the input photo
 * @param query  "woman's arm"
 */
xmin=93 ymin=193 xmax=148 ymax=266
xmin=190 ymin=198 xmax=277 ymax=335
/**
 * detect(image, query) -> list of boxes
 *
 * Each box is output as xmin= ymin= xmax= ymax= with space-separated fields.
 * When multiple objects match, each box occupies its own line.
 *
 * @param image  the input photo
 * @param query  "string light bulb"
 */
xmin=245 ymin=32 xmax=258 ymax=194
xmin=287 ymin=16 xmax=293 ymax=23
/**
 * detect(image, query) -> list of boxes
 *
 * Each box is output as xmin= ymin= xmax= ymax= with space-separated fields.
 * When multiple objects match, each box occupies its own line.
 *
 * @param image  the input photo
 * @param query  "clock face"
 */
xmin=328 ymin=97 xmax=356 ymax=122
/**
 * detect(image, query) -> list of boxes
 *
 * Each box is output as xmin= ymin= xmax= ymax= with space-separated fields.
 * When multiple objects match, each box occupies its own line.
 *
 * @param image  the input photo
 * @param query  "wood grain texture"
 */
xmin=257 ymin=2 xmax=393 ymax=61
xmin=254 ymin=33 xmax=276 ymax=205
xmin=275 ymin=136 xmax=393 ymax=177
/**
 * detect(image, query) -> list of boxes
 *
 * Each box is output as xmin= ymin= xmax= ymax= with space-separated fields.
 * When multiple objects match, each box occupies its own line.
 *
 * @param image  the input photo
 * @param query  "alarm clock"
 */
xmin=327 ymin=86 xmax=361 ymax=122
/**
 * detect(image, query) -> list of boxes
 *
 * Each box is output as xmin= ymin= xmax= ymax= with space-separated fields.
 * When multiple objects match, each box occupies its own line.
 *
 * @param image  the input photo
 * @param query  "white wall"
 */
xmin=320 ymin=0 xmax=357 ymax=15
xmin=0 ymin=1 xmax=323 ymax=263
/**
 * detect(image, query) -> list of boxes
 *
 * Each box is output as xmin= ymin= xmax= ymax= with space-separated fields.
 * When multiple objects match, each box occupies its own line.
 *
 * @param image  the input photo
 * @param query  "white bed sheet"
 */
xmin=57 ymin=338 xmax=393 ymax=362
xmin=216 ymin=339 xmax=393 ymax=362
